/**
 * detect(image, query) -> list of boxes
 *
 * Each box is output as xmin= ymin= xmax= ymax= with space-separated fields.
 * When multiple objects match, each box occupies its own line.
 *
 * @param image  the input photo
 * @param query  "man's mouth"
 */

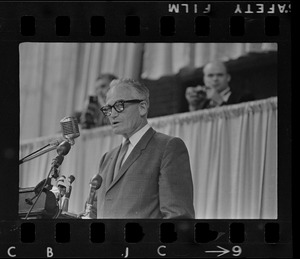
xmin=112 ymin=121 xmax=120 ymax=126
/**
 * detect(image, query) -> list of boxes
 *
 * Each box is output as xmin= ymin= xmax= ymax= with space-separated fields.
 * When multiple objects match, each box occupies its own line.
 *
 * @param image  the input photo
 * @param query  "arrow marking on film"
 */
xmin=205 ymin=246 xmax=230 ymax=257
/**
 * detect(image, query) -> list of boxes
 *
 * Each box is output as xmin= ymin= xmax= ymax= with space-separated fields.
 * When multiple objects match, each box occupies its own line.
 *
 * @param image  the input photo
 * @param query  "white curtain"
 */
xmin=20 ymin=43 xmax=276 ymax=141
xmin=20 ymin=42 xmax=144 ymax=140
xmin=141 ymin=43 xmax=277 ymax=79
xmin=19 ymin=97 xmax=277 ymax=219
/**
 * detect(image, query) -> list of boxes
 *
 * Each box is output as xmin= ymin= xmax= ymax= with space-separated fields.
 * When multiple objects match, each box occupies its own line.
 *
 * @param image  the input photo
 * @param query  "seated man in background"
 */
xmin=185 ymin=61 xmax=255 ymax=111
xmin=74 ymin=73 xmax=118 ymax=129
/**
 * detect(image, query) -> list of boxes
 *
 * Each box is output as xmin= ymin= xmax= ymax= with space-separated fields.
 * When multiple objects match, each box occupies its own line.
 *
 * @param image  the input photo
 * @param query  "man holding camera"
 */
xmin=74 ymin=73 xmax=118 ymax=129
xmin=185 ymin=61 xmax=255 ymax=111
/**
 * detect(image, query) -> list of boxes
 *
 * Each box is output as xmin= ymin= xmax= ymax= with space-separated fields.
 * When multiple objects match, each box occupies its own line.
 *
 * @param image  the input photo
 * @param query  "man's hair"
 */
xmin=203 ymin=61 xmax=229 ymax=75
xmin=109 ymin=78 xmax=150 ymax=108
xmin=96 ymin=73 xmax=118 ymax=82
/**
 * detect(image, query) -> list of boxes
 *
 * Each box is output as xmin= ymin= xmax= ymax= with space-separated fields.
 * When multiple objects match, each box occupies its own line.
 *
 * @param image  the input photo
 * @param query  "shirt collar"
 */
xmin=219 ymin=87 xmax=231 ymax=102
xmin=122 ymin=124 xmax=150 ymax=147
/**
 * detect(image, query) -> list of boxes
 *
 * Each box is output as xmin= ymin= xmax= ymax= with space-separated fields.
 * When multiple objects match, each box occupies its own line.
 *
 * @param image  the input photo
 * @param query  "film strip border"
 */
xmin=0 ymin=220 xmax=293 ymax=257
xmin=0 ymin=2 xmax=291 ymax=41
xmin=0 ymin=1 xmax=292 ymax=258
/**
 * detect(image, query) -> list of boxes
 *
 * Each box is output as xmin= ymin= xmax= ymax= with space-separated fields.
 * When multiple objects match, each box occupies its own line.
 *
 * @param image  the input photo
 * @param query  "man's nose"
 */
xmin=110 ymin=107 xmax=119 ymax=118
xmin=212 ymin=75 xmax=219 ymax=81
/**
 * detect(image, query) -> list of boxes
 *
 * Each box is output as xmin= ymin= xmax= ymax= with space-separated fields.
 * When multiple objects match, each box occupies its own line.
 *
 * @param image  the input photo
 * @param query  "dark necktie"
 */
xmin=113 ymin=138 xmax=130 ymax=181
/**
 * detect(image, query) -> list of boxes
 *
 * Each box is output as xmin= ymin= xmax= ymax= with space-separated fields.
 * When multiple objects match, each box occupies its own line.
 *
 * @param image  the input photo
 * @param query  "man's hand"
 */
xmin=80 ymin=102 xmax=101 ymax=129
xmin=185 ymin=86 xmax=207 ymax=105
xmin=206 ymin=87 xmax=224 ymax=107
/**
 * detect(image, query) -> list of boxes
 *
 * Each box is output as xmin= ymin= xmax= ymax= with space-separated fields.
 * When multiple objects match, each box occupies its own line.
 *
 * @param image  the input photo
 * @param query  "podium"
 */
xmin=19 ymin=187 xmax=59 ymax=219
xmin=19 ymin=187 xmax=80 ymax=219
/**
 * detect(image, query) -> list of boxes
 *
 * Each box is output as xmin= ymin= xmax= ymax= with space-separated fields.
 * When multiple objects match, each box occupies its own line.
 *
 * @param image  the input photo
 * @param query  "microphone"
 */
xmin=65 ymin=175 xmax=75 ymax=199
xmin=57 ymin=141 xmax=71 ymax=156
xmin=68 ymin=175 xmax=76 ymax=184
xmin=49 ymin=132 xmax=72 ymax=179
xmin=87 ymin=174 xmax=102 ymax=204
xmin=25 ymin=151 xmax=66 ymax=207
xmin=49 ymin=116 xmax=80 ymax=146
xmin=19 ymin=116 xmax=80 ymax=165
xmin=60 ymin=116 xmax=80 ymax=145
xmin=50 ymin=141 xmax=70 ymax=179
xmin=50 ymin=155 xmax=64 ymax=179
xmin=47 ymin=122 xmax=74 ymax=183
xmin=49 ymin=137 xmax=66 ymax=147
xmin=81 ymin=174 xmax=102 ymax=219
xmin=61 ymin=175 xmax=76 ymax=212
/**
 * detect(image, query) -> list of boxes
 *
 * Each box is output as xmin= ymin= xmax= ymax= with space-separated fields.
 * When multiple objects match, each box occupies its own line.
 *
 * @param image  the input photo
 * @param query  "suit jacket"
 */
xmin=202 ymin=89 xmax=255 ymax=109
xmin=225 ymin=89 xmax=255 ymax=105
xmin=96 ymin=127 xmax=195 ymax=219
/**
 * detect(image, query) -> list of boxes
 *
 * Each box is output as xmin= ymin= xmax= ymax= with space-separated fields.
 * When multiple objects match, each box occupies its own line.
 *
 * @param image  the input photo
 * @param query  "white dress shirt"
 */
xmin=121 ymin=124 xmax=151 ymax=166
xmin=209 ymin=87 xmax=232 ymax=107
xmin=219 ymin=87 xmax=231 ymax=103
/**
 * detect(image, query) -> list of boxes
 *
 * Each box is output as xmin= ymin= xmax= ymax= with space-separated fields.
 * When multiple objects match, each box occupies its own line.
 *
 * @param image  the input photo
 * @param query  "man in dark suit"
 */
xmin=185 ymin=61 xmax=255 ymax=110
xmin=95 ymin=78 xmax=195 ymax=219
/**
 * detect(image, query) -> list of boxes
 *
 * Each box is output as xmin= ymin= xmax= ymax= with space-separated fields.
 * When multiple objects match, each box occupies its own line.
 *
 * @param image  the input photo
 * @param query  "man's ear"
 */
xmin=139 ymin=101 xmax=148 ymax=116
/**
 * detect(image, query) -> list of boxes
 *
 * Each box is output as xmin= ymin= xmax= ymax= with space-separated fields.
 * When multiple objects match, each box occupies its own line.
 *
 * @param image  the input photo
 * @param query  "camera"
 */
xmin=194 ymin=86 xmax=207 ymax=97
xmin=89 ymin=95 xmax=98 ymax=104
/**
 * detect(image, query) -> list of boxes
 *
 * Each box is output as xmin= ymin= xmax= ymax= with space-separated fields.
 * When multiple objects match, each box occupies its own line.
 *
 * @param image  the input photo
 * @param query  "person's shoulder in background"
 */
xmin=226 ymin=89 xmax=255 ymax=105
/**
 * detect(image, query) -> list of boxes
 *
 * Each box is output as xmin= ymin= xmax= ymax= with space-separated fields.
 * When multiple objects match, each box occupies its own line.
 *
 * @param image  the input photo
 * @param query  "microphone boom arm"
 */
xmin=19 ymin=139 xmax=72 ymax=165
xmin=19 ymin=144 xmax=59 ymax=165
xmin=20 ymin=116 xmax=80 ymax=165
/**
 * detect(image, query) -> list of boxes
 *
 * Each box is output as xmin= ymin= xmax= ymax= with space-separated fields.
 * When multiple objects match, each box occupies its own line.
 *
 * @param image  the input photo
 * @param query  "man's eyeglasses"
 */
xmin=100 ymin=99 xmax=144 ymax=116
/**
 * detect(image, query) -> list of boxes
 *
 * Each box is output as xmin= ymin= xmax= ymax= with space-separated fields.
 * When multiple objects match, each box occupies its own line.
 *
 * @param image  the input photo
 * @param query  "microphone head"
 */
xmin=60 ymin=116 xmax=80 ymax=145
xmin=57 ymin=177 xmax=67 ymax=188
xmin=57 ymin=141 xmax=71 ymax=156
xmin=68 ymin=175 xmax=75 ymax=184
xmin=90 ymin=174 xmax=102 ymax=190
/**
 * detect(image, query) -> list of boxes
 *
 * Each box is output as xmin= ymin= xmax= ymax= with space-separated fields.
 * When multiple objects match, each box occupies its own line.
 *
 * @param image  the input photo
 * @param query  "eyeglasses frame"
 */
xmin=100 ymin=99 xmax=144 ymax=116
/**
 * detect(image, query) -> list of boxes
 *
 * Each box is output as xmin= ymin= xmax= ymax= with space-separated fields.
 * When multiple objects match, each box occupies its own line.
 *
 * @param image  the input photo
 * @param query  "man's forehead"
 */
xmin=204 ymin=62 xmax=227 ymax=74
xmin=106 ymin=86 xmax=134 ymax=103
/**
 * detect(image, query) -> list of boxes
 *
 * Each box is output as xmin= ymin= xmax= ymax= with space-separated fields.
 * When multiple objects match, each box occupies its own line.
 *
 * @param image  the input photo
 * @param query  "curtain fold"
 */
xmin=20 ymin=43 xmax=144 ymax=141
xmin=20 ymin=42 xmax=276 ymax=141
xmin=19 ymin=97 xmax=277 ymax=219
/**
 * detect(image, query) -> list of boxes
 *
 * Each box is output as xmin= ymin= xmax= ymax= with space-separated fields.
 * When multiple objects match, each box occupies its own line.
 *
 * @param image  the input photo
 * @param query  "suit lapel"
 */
xmin=104 ymin=146 xmax=121 ymax=191
xmin=106 ymin=127 xmax=156 ymax=193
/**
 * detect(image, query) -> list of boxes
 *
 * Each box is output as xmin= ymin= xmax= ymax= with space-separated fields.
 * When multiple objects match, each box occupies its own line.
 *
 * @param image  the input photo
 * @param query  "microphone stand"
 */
xmin=24 ymin=161 xmax=59 ymax=220
xmin=22 ymin=141 xmax=72 ymax=219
